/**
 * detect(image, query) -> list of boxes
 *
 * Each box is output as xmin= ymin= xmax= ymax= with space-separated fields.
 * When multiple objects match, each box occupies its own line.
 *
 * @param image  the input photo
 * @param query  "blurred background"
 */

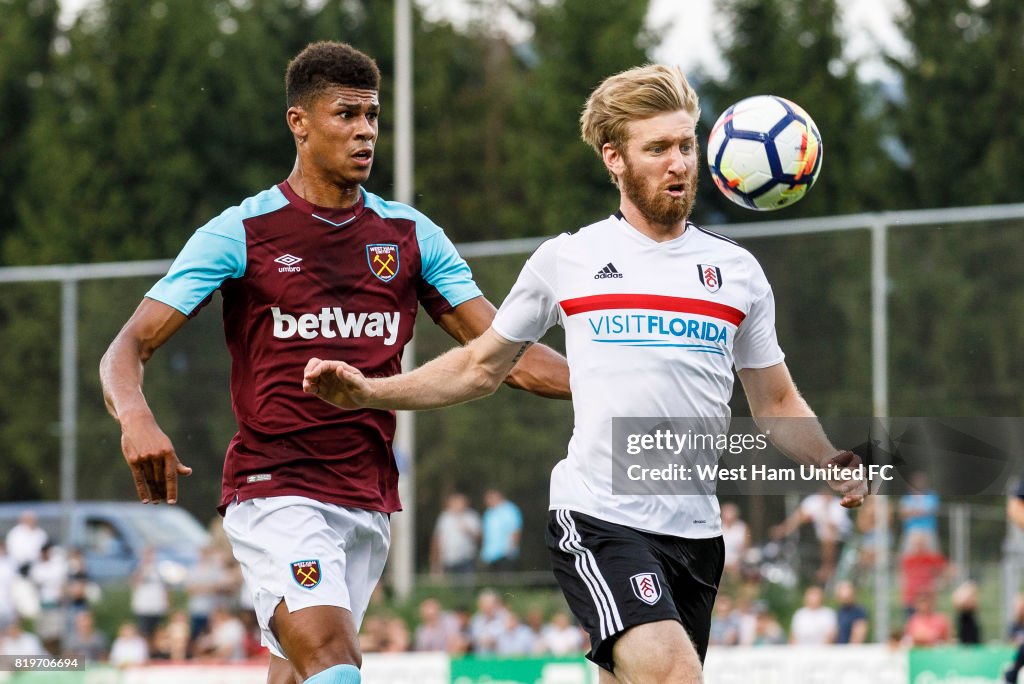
xmin=1 ymin=0 xmax=1023 ymax=681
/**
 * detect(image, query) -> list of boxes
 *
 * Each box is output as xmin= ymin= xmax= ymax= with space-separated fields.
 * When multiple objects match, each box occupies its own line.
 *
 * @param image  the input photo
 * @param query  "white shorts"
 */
xmin=223 ymin=496 xmax=390 ymax=659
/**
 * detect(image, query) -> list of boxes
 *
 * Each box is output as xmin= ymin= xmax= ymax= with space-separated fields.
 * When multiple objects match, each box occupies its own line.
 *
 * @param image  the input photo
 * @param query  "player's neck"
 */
xmin=617 ymin=201 xmax=686 ymax=243
xmin=286 ymin=164 xmax=361 ymax=209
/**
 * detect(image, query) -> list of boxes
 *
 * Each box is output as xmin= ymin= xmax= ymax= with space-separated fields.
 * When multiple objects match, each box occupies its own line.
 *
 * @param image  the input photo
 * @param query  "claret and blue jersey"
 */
xmin=147 ymin=181 xmax=481 ymax=514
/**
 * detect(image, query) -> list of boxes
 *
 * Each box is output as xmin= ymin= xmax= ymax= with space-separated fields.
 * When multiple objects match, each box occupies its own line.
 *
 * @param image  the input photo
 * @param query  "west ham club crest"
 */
xmin=291 ymin=559 xmax=322 ymax=589
xmin=367 ymin=243 xmax=400 ymax=282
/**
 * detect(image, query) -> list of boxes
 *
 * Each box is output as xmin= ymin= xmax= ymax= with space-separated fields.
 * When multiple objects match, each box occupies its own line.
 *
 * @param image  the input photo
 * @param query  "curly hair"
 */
xmin=286 ymin=41 xmax=381 ymax=108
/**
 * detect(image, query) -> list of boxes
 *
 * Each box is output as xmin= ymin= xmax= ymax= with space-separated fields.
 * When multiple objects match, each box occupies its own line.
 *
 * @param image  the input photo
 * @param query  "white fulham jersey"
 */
xmin=492 ymin=212 xmax=785 ymax=538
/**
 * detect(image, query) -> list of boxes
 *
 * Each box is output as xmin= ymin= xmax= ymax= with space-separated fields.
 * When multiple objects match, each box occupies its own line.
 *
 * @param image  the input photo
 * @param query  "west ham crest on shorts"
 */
xmin=291 ymin=559 xmax=322 ymax=589
xmin=630 ymin=572 xmax=662 ymax=605
xmin=367 ymin=243 xmax=400 ymax=282
xmin=697 ymin=264 xmax=723 ymax=293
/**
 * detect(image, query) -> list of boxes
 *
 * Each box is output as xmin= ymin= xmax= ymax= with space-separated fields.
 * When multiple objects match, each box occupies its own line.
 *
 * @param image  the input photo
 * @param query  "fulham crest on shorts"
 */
xmin=630 ymin=573 xmax=662 ymax=605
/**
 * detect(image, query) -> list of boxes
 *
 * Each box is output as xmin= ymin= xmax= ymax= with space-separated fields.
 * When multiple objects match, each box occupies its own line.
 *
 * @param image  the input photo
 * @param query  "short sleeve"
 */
xmin=418 ymin=228 xmax=483 ymax=316
xmin=146 ymin=211 xmax=247 ymax=316
xmin=491 ymin=238 xmax=563 ymax=343
xmin=733 ymin=272 xmax=785 ymax=370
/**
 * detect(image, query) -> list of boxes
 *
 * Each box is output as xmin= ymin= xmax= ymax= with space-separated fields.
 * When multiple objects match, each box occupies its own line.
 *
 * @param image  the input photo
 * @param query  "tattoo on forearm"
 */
xmin=511 ymin=342 xmax=533 ymax=364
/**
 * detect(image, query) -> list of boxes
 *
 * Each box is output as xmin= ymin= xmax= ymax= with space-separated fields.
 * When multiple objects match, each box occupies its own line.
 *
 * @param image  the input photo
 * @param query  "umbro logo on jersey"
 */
xmin=594 ymin=263 xmax=623 ymax=279
xmin=275 ymin=254 xmax=303 ymax=273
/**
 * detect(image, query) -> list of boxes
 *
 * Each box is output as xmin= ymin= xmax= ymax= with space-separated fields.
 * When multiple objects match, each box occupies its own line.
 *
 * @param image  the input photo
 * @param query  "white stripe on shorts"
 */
xmin=555 ymin=509 xmax=624 ymax=639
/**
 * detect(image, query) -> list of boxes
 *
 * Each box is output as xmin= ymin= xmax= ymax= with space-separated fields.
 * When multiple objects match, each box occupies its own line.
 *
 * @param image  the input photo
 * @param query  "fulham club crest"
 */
xmin=291 ymin=560 xmax=322 ymax=589
xmin=630 ymin=572 xmax=662 ymax=605
xmin=697 ymin=264 xmax=723 ymax=293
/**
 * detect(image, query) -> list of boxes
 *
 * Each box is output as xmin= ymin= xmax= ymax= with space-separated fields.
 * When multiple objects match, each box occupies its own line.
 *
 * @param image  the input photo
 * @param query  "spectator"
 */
xmin=29 ymin=544 xmax=66 ymax=653
xmin=772 ymin=489 xmax=851 ymax=584
xmin=1009 ymin=594 xmax=1024 ymax=645
xmin=538 ymin=612 xmax=584 ymax=656
xmin=448 ymin=605 xmax=473 ymax=656
xmin=63 ymin=611 xmax=108 ymax=663
xmin=901 ymin=531 xmax=949 ymax=613
xmin=413 ymin=598 xmax=460 ymax=653
xmin=480 ymin=490 xmax=522 ymax=572
xmin=359 ymin=615 xmax=388 ymax=654
xmin=164 ymin=610 xmax=191 ymax=661
xmin=708 ymin=594 xmax=740 ymax=646
xmin=495 ymin=611 xmax=536 ymax=656
xmin=854 ymin=495 xmax=892 ymax=571
xmin=903 ymin=592 xmax=950 ymax=647
xmin=130 ymin=546 xmax=169 ymax=640
xmin=720 ymin=502 xmax=750 ymax=578
xmin=951 ymin=580 xmax=981 ymax=645
xmin=430 ymin=493 xmax=481 ymax=578
xmin=382 ymin=617 xmax=411 ymax=653
xmin=752 ymin=608 xmax=786 ymax=646
xmin=790 ymin=586 xmax=837 ymax=645
xmin=0 ymin=544 xmax=17 ymax=631
xmin=733 ymin=593 xmax=760 ymax=646
xmin=0 ymin=622 xmax=48 ymax=656
xmin=194 ymin=607 xmax=246 ymax=661
xmin=5 ymin=512 xmax=48 ymax=575
xmin=185 ymin=545 xmax=231 ymax=638
xmin=108 ymin=622 xmax=149 ymax=667
xmin=900 ymin=471 xmax=940 ymax=553
xmin=834 ymin=580 xmax=869 ymax=644
xmin=469 ymin=589 xmax=510 ymax=654
xmin=65 ymin=548 xmax=96 ymax=615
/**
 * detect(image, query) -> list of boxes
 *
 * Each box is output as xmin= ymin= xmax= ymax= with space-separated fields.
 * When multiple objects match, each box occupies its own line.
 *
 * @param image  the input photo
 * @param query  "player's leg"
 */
xmin=223 ymin=497 xmax=389 ymax=684
xmin=609 ymin=620 xmax=703 ymax=684
xmin=267 ymin=653 xmax=302 ymax=684
xmin=270 ymin=602 xmax=361 ymax=681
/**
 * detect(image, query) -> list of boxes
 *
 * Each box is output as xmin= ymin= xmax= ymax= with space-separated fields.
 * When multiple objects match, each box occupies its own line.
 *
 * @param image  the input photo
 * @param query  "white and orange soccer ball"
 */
xmin=706 ymin=95 xmax=823 ymax=211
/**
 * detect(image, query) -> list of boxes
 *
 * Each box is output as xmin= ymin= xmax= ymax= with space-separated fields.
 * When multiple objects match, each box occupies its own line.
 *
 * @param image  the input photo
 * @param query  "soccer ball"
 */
xmin=706 ymin=95 xmax=823 ymax=211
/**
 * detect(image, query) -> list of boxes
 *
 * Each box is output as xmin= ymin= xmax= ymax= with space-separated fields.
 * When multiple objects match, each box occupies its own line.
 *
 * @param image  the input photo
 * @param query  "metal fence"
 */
xmin=2 ymin=202 xmax=1023 ymax=643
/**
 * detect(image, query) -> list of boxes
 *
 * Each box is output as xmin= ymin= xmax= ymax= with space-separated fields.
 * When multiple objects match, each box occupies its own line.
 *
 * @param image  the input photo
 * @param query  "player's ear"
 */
xmin=602 ymin=143 xmax=625 ymax=182
xmin=286 ymin=105 xmax=309 ymax=142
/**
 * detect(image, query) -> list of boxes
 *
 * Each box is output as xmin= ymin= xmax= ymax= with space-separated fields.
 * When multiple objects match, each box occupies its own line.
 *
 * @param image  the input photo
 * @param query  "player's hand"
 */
xmin=303 ymin=357 xmax=373 ymax=409
xmin=119 ymin=414 xmax=191 ymax=504
xmin=826 ymin=450 xmax=867 ymax=509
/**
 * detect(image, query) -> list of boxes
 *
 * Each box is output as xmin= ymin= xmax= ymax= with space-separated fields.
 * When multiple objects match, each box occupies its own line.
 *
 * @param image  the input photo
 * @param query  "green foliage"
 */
xmin=889 ymin=0 xmax=1024 ymax=207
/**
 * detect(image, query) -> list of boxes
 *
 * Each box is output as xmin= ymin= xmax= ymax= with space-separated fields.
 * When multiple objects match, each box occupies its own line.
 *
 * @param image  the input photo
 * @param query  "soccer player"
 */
xmin=303 ymin=64 xmax=865 ymax=683
xmin=99 ymin=41 xmax=569 ymax=684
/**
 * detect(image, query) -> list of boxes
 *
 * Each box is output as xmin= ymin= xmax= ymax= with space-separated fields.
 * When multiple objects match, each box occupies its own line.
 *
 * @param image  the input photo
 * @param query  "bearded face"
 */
xmin=620 ymin=147 xmax=698 ymax=226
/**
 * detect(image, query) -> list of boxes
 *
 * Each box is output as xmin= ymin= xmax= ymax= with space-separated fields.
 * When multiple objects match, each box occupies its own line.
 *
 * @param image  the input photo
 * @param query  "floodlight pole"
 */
xmin=871 ymin=219 xmax=890 ymax=645
xmin=60 ymin=279 xmax=78 ymax=547
xmin=391 ymin=0 xmax=415 ymax=602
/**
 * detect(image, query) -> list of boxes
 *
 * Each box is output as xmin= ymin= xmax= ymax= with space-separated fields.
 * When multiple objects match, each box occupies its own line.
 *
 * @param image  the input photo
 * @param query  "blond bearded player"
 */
xmin=304 ymin=65 xmax=865 ymax=683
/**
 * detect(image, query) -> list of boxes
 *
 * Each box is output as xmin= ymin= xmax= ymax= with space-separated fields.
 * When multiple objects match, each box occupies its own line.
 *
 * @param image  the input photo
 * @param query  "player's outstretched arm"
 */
xmin=304 ymin=327 xmax=530 ymax=411
xmin=437 ymin=297 xmax=571 ymax=400
xmin=739 ymin=362 xmax=865 ymax=508
xmin=99 ymin=298 xmax=193 ymax=505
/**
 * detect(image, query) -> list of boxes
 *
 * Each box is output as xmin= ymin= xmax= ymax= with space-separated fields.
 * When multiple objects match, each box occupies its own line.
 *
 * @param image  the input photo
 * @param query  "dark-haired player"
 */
xmin=303 ymin=64 xmax=865 ymax=683
xmin=100 ymin=41 xmax=568 ymax=684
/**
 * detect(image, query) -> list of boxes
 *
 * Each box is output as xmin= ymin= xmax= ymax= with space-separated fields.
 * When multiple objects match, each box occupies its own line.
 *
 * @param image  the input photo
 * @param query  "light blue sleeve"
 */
xmin=146 ymin=209 xmax=247 ymax=316
xmin=418 ymin=228 xmax=483 ymax=308
xmin=362 ymin=191 xmax=482 ymax=308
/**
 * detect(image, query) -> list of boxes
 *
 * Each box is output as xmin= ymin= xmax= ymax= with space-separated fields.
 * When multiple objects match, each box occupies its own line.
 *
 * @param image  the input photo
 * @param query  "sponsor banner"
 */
xmin=908 ymin=646 xmax=1015 ymax=684
xmin=611 ymin=417 xmax=1023 ymax=496
xmin=450 ymin=656 xmax=598 ymax=684
xmin=704 ymin=645 xmax=907 ymax=684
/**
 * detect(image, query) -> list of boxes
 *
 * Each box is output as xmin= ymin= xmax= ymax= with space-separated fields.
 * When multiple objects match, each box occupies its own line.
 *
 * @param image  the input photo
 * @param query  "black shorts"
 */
xmin=545 ymin=509 xmax=724 ymax=673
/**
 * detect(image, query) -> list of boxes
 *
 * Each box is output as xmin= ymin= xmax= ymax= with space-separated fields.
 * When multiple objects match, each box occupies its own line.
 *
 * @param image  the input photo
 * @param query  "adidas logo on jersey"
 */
xmin=594 ymin=263 xmax=623 ymax=279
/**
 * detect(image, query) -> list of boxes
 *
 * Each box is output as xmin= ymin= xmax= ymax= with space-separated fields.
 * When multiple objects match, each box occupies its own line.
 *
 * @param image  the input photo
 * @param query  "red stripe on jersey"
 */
xmin=559 ymin=293 xmax=746 ymax=326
